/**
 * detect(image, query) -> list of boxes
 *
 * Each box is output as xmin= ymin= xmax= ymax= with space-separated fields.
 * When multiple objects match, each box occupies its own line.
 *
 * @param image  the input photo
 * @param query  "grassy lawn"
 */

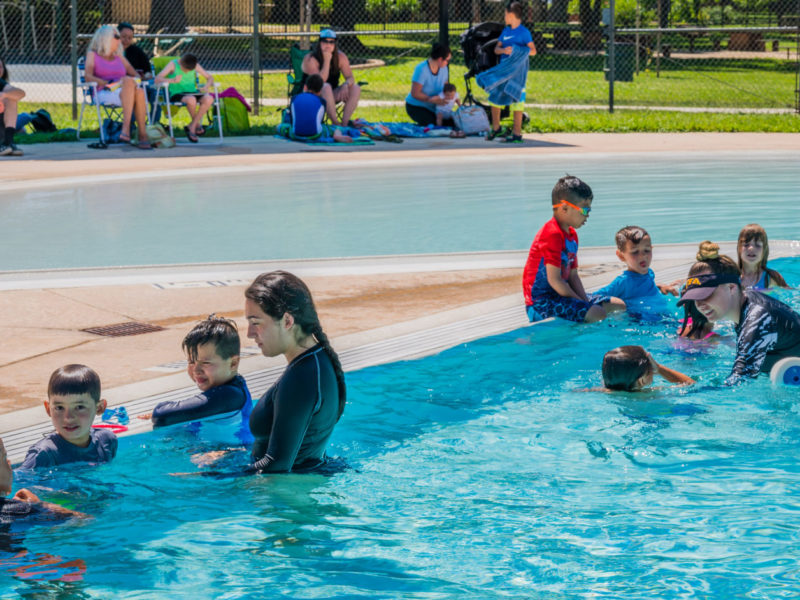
xmin=15 ymin=100 xmax=799 ymax=145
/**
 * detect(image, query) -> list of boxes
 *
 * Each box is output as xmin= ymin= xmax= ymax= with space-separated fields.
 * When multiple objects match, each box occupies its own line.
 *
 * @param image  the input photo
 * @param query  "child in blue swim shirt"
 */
xmin=595 ymin=226 xmax=679 ymax=317
xmin=143 ymin=315 xmax=254 ymax=445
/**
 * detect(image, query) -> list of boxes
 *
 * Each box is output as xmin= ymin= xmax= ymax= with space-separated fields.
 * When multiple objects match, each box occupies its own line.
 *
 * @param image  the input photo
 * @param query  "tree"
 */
xmin=330 ymin=0 xmax=370 ymax=53
xmin=149 ymin=0 xmax=188 ymax=33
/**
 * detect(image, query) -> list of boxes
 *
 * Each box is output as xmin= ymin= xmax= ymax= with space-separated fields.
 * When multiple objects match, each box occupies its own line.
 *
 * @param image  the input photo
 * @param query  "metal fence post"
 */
xmin=608 ymin=0 xmax=615 ymax=113
xmin=70 ymin=0 xmax=78 ymax=120
xmin=253 ymin=0 xmax=260 ymax=116
xmin=439 ymin=0 xmax=449 ymax=45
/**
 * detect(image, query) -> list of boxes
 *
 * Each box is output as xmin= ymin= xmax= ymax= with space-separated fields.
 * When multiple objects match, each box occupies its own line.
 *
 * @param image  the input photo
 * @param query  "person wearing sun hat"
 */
xmin=300 ymin=28 xmax=360 ymax=126
xmin=678 ymin=241 xmax=800 ymax=385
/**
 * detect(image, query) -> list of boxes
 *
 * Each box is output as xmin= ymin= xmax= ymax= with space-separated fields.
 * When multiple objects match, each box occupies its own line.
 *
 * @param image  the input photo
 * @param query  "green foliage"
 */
xmin=365 ymin=0 xmax=421 ymax=19
xmin=317 ymin=0 xmax=334 ymax=18
xmin=615 ymin=0 xmax=656 ymax=27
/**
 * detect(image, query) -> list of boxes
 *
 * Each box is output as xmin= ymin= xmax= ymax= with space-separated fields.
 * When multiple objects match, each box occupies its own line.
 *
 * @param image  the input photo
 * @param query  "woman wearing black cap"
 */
xmin=678 ymin=241 xmax=800 ymax=385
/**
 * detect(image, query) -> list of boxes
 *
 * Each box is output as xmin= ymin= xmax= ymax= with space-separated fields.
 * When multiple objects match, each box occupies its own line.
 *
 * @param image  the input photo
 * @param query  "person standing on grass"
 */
xmin=479 ymin=1 xmax=536 ymax=143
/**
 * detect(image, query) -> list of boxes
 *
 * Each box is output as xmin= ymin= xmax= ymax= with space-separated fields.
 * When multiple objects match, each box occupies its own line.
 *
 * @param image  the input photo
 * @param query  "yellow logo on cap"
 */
xmin=685 ymin=277 xmax=702 ymax=287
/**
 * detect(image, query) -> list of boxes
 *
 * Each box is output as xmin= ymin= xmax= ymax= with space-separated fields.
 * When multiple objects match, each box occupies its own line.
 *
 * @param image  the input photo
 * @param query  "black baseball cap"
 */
xmin=677 ymin=273 xmax=741 ymax=306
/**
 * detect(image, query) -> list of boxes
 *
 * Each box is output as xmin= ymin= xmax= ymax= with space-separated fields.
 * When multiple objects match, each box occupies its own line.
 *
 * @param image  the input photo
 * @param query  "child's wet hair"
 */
xmin=443 ymin=82 xmax=457 ymax=94
xmin=602 ymin=346 xmax=652 ymax=391
xmin=551 ymin=174 xmax=592 ymax=206
xmin=305 ymin=73 xmax=324 ymax=94
xmin=182 ymin=314 xmax=241 ymax=362
xmin=615 ymin=226 xmax=649 ymax=251
xmin=736 ymin=224 xmax=787 ymax=287
xmin=180 ymin=53 xmax=198 ymax=70
xmin=48 ymin=364 xmax=101 ymax=403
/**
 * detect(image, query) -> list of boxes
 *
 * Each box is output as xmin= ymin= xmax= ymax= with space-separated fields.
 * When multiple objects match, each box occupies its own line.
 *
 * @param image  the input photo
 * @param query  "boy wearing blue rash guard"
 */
xmin=144 ymin=315 xmax=254 ymax=444
xmin=595 ymin=226 xmax=679 ymax=316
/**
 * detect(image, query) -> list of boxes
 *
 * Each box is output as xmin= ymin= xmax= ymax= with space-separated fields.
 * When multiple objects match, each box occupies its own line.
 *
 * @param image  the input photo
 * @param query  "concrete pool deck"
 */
xmin=1 ymin=132 xmax=799 ymax=439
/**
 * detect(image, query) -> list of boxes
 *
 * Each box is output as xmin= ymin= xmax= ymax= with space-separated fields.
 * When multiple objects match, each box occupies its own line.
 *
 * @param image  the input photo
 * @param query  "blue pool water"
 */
xmin=4 ymin=257 xmax=799 ymax=598
xmin=0 ymin=151 xmax=798 ymax=271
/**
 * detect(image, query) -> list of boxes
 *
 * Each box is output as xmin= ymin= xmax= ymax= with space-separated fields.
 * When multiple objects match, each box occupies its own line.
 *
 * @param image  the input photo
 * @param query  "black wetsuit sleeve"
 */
xmin=151 ymin=385 xmax=245 ymax=428
xmin=252 ymin=357 xmax=320 ymax=473
xmin=726 ymin=304 xmax=778 ymax=386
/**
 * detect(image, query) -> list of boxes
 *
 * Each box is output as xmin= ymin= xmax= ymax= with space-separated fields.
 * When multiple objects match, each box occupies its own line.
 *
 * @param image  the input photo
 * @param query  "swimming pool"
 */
xmin=0 ymin=151 xmax=797 ymax=271
xmin=4 ymin=257 xmax=798 ymax=598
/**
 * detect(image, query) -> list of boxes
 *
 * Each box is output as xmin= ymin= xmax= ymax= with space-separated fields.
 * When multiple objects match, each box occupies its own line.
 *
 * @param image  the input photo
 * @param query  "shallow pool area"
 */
xmin=4 ymin=257 xmax=799 ymax=598
xmin=1 ymin=151 xmax=798 ymax=271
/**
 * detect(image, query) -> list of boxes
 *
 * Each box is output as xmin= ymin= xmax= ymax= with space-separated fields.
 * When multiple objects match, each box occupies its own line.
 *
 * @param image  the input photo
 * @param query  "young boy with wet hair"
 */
xmin=21 ymin=365 xmax=117 ymax=469
xmin=145 ymin=315 xmax=254 ymax=444
xmin=594 ymin=225 xmax=679 ymax=317
xmin=522 ymin=175 xmax=626 ymax=323
xmin=602 ymin=345 xmax=694 ymax=391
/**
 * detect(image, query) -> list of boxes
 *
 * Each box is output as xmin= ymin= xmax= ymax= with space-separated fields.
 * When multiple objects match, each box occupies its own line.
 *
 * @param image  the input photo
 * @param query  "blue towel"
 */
xmin=475 ymin=45 xmax=530 ymax=106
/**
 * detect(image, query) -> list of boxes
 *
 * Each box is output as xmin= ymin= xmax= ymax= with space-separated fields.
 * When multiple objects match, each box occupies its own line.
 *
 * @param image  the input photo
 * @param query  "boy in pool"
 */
xmin=602 ymin=346 xmax=695 ymax=391
xmin=21 ymin=365 xmax=117 ymax=469
xmin=594 ymin=226 xmax=679 ymax=317
xmin=522 ymin=175 xmax=625 ymax=323
xmin=142 ymin=315 xmax=254 ymax=444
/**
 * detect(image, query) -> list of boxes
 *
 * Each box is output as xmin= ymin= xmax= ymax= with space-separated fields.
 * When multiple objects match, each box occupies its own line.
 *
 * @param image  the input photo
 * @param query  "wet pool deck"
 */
xmin=2 ymin=132 xmax=799 ymax=444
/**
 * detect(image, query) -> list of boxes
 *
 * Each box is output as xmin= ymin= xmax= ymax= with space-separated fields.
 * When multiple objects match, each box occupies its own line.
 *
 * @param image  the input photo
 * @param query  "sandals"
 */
xmin=449 ymin=130 xmax=467 ymax=138
xmin=119 ymin=133 xmax=132 ymax=144
xmin=184 ymin=126 xmax=198 ymax=143
xmin=137 ymin=140 xmax=153 ymax=150
xmin=87 ymin=141 xmax=108 ymax=150
xmin=196 ymin=126 xmax=206 ymax=136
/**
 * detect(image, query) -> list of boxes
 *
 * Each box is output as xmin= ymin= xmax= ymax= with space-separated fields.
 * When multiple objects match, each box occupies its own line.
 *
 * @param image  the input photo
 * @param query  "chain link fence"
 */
xmin=1 ymin=0 xmax=798 ymax=124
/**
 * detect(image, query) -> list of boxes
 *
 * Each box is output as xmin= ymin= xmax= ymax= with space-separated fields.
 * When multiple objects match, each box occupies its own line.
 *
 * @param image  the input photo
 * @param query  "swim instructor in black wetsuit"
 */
xmin=678 ymin=242 xmax=800 ymax=386
xmin=245 ymin=271 xmax=346 ymax=473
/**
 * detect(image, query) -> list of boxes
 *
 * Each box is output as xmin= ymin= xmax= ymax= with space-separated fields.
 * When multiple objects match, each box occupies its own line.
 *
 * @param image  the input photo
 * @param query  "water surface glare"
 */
xmin=0 ymin=151 xmax=797 ymax=270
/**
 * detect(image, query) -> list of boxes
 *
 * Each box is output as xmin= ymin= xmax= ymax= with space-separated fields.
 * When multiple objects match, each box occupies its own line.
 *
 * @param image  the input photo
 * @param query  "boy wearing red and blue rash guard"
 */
xmin=522 ymin=175 xmax=625 ymax=323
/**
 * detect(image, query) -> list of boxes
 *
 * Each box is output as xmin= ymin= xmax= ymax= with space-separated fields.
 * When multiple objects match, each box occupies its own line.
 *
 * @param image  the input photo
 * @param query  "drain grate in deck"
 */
xmin=81 ymin=322 xmax=165 ymax=337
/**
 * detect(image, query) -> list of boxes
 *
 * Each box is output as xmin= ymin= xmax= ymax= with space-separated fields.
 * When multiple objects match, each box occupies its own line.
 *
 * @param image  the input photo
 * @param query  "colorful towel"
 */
xmin=475 ymin=45 xmax=530 ymax=105
xmin=275 ymin=123 xmax=373 ymax=145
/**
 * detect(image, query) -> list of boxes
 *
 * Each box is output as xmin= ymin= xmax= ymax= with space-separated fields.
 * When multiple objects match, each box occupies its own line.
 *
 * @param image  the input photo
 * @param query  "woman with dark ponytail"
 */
xmin=244 ymin=271 xmax=345 ymax=473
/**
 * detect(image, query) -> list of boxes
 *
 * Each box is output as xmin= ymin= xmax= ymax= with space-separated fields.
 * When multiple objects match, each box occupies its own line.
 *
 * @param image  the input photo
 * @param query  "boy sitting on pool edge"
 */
xmin=594 ymin=225 xmax=679 ymax=318
xmin=21 ymin=365 xmax=117 ymax=469
xmin=140 ymin=315 xmax=254 ymax=445
xmin=522 ymin=175 xmax=625 ymax=323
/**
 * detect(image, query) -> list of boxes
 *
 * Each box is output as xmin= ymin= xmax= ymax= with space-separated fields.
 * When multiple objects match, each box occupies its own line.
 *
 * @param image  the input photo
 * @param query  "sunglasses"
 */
xmin=320 ymin=38 xmax=336 ymax=44
xmin=113 ymin=34 xmax=120 ymax=39
xmin=559 ymin=199 xmax=591 ymax=216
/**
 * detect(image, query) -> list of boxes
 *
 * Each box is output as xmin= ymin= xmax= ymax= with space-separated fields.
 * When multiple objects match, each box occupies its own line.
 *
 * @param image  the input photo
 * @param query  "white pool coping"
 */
xmin=4 ymin=240 xmax=799 ymax=465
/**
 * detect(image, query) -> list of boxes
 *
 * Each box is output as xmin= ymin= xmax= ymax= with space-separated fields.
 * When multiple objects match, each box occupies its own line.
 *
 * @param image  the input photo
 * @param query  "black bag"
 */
xmin=102 ymin=118 xmax=123 ymax=143
xmin=30 ymin=109 xmax=57 ymax=133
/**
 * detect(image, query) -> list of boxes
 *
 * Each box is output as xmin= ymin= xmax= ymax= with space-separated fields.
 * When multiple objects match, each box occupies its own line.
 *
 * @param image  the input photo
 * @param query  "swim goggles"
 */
xmin=559 ymin=200 xmax=591 ymax=216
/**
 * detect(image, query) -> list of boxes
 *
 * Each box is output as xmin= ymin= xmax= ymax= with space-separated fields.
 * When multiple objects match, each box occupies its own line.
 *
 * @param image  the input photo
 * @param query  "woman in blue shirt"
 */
xmin=405 ymin=42 xmax=453 ymax=126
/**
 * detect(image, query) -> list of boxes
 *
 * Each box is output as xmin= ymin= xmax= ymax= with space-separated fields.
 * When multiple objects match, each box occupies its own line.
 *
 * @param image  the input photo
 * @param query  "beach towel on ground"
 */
xmin=275 ymin=122 xmax=373 ymax=145
xmin=475 ymin=45 xmax=530 ymax=106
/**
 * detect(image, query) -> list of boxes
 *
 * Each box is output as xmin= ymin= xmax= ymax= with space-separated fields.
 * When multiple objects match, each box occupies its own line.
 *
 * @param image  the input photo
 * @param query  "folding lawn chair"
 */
xmin=76 ymin=57 xmax=151 ymax=144
xmin=151 ymin=55 xmax=223 ymax=142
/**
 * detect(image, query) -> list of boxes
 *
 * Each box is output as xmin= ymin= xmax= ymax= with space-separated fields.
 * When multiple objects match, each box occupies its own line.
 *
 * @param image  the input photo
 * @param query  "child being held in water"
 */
xmin=602 ymin=345 xmax=694 ymax=391
xmin=737 ymin=224 xmax=788 ymax=290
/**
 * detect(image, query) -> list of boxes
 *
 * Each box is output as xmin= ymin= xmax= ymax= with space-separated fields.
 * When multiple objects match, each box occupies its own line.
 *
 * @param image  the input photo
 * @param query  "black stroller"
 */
xmin=459 ymin=22 xmax=508 ymax=119
xmin=460 ymin=21 xmax=529 ymax=122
